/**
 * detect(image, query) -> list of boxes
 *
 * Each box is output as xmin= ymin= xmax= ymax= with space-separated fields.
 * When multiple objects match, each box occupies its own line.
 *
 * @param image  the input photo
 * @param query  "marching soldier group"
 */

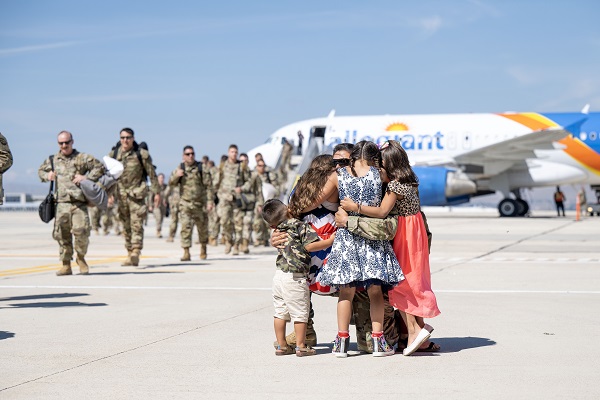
xmin=32 ymin=129 xmax=288 ymax=275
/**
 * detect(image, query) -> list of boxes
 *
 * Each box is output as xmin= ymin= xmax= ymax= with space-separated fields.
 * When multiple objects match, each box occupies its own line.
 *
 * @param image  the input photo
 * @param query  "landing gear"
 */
xmin=498 ymin=198 xmax=530 ymax=217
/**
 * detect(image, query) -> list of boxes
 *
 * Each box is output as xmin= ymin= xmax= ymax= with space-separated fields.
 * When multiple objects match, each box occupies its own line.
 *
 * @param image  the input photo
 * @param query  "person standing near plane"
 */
xmin=169 ymin=146 xmax=214 ymax=261
xmin=297 ymin=130 xmax=304 ymax=155
xmin=252 ymin=158 xmax=279 ymax=246
xmin=109 ymin=128 xmax=160 ymax=266
xmin=38 ymin=131 xmax=105 ymax=275
xmin=150 ymin=173 xmax=168 ymax=238
xmin=554 ymin=186 xmax=566 ymax=217
xmin=0 ymin=132 xmax=13 ymax=205
xmin=216 ymin=144 xmax=251 ymax=255
xmin=239 ymin=153 xmax=264 ymax=254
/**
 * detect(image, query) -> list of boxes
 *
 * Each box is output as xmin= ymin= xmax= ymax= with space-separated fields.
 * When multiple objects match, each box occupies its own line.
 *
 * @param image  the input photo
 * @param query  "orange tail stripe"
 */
xmin=497 ymin=113 xmax=557 ymax=131
xmin=559 ymin=136 xmax=600 ymax=173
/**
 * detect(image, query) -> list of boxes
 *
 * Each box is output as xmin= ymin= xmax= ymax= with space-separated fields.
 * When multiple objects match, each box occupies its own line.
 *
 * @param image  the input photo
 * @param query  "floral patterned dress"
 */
xmin=317 ymin=166 xmax=404 ymax=290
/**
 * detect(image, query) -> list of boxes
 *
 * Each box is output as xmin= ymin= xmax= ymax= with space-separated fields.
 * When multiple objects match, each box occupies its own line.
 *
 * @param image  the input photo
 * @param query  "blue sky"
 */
xmin=1 ymin=0 xmax=600 ymax=193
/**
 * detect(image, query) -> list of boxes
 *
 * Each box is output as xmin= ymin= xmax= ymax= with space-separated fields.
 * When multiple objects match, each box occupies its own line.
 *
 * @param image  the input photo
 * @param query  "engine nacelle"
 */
xmin=413 ymin=167 xmax=477 ymax=206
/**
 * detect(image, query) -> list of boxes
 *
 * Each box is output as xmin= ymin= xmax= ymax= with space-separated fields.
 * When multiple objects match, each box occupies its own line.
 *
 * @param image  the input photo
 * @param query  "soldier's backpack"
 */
xmin=111 ymin=140 xmax=155 ymax=181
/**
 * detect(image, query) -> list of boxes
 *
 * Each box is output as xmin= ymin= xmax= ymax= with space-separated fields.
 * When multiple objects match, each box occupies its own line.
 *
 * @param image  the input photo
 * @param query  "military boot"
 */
xmin=121 ymin=251 xmax=133 ymax=266
xmin=130 ymin=249 xmax=141 ymax=266
xmin=166 ymin=236 xmax=174 ymax=243
xmin=224 ymin=241 xmax=232 ymax=254
xmin=56 ymin=261 xmax=73 ymax=276
xmin=200 ymin=244 xmax=207 ymax=260
xmin=76 ymin=256 xmax=89 ymax=275
xmin=305 ymin=318 xmax=318 ymax=347
xmin=156 ymin=230 xmax=163 ymax=238
xmin=241 ymin=239 xmax=250 ymax=254
xmin=180 ymin=247 xmax=191 ymax=261
xmin=208 ymin=237 xmax=217 ymax=246
xmin=232 ymin=243 xmax=239 ymax=256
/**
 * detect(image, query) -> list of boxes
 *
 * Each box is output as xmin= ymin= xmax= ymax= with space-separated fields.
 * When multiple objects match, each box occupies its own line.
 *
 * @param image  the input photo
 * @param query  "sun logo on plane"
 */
xmin=385 ymin=122 xmax=409 ymax=131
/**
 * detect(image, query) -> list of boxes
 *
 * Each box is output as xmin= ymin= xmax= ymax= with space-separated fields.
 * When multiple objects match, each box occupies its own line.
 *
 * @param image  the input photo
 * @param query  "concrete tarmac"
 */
xmin=1 ymin=210 xmax=599 ymax=399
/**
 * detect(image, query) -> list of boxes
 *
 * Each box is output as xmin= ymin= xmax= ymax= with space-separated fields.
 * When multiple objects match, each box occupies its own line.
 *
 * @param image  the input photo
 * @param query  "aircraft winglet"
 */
xmin=581 ymin=104 xmax=590 ymax=114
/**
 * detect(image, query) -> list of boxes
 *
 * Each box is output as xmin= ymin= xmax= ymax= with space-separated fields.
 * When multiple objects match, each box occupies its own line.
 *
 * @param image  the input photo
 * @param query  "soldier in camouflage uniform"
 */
xmin=88 ymin=207 xmax=102 ymax=234
xmin=109 ymin=128 xmax=160 ymax=266
xmin=150 ymin=173 xmax=168 ymax=238
xmin=207 ymin=160 xmax=220 ymax=246
xmin=239 ymin=154 xmax=264 ymax=254
xmin=252 ymin=159 xmax=278 ymax=246
xmin=165 ymin=184 xmax=180 ymax=242
xmin=0 ymin=133 xmax=13 ymax=205
xmin=38 ymin=131 xmax=104 ymax=275
xmin=102 ymin=199 xmax=121 ymax=235
xmin=169 ymin=145 xmax=214 ymax=261
xmin=216 ymin=144 xmax=251 ymax=255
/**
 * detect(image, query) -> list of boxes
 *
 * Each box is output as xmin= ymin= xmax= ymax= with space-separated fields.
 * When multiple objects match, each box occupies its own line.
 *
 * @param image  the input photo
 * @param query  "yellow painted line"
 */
xmin=0 ymin=257 xmax=123 ymax=277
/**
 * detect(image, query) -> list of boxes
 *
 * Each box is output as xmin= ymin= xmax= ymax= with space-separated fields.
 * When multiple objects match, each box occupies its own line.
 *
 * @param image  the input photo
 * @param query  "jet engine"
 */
xmin=413 ymin=166 xmax=477 ymax=206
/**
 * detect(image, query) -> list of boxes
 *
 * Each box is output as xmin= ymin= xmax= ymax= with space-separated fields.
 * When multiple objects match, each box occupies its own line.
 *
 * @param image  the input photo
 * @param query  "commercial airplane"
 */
xmin=247 ymin=107 xmax=600 ymax=216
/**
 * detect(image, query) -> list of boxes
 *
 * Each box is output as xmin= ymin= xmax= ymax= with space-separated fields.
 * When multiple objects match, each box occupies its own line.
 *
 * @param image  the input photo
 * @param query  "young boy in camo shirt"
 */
xmin=261 ymin=199 xmax=335 ymax=357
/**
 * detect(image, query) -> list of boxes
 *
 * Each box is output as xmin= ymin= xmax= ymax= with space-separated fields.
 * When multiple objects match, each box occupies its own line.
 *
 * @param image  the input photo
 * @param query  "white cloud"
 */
xmin=0 ymin=41 xmax=81 ymax=56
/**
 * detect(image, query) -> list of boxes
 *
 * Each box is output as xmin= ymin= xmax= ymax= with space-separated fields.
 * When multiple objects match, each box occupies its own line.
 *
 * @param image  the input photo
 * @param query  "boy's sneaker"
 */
xmin=295 ymin=346 xmax=316 ymax=357
xmin=332 ymin=335 xmax=350 ymax=358
xmin=372 ymin=334 xmax=395 ymax=357
xmin=275 ymin=345 xmax=295 ymax=356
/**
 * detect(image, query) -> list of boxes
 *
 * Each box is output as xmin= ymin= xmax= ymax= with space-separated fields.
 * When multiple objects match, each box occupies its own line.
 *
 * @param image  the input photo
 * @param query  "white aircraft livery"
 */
xmin=248 ymin=108 xmax=600 ymax=216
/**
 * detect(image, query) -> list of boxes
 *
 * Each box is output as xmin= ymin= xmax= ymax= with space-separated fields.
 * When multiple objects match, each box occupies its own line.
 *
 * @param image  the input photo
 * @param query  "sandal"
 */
xmin=295 ymin=346 xmax=316 ymax=357
xmin=275 ymin=345 xmax=295 ymax=356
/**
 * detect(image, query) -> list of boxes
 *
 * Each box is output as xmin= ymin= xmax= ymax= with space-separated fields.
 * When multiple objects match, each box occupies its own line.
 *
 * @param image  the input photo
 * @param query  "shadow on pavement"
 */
xmin=0 ymin=331 xmax=15 ymax=340
xmin=432 ymin=336 xmax=496 ymax=353
xmin=0 ymin=293 xmax=88 ymax=302
xmin=1 ymin=301 xmax=107 ymax=309
xmin=90 ymin=271 xmax=181 ymax=275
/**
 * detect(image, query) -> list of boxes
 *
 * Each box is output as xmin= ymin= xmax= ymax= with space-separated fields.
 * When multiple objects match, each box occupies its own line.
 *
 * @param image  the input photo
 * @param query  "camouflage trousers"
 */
xmin=353 ymin=291 xmax=404 ymax=349
xmin=242 ymin=209 xmax=255 ymax=241
xmin=118 ymin=195 xmax=147 ymax=251
xmin=217 ymin=199 xmax=244 ymax=245
xmin=102 ymin=205 xmax=121 ymax=234
xmin=208 ymin=206 xmax=219 ymax=241
xmin=179 ymin=200 xmax=208 ymax=248
xmin=153 ymin=205 xmax=166 ymax=233
xmin=168 ymin=202 xmax=179 ymax=238
xmin=88 ymin=206 xmax=102 ymax=231
xmin=252 ymin=208 xmax=270 ymax=244
xmin=53 ymin=202 xmax=90 ymax=261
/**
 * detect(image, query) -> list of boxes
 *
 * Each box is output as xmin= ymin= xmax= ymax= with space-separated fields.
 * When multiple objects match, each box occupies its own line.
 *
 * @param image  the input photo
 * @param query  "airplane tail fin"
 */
xmin=581 ymin=104 xmax=590 ymax=114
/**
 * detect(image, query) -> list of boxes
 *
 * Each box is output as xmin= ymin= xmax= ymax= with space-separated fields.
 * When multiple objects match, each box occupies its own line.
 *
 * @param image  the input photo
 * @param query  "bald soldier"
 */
xmin=108 ymin=128 xmax=160 ymax=266
xmin=38 ymin=131 xmax=104 ymax=275
xmin=0 ymin=133 xmax=13 ymax=205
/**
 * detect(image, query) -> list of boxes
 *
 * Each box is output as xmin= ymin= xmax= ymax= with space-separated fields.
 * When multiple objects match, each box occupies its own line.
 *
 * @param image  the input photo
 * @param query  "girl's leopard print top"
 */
xmin=387 ymin=181 xmax=421 ymax=217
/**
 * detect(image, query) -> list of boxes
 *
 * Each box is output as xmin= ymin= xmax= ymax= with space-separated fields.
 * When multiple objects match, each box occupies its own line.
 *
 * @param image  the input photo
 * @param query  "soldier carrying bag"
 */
xmin=39 ymin=155 xmax=56 ymax=223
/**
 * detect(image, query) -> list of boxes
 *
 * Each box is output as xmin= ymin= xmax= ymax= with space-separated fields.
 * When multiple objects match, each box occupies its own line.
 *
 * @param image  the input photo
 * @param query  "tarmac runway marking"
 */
xmin=0 ymin=258 xmax=123 ymax=277
xmin=0 ymin=285 xmax=598 ymax=294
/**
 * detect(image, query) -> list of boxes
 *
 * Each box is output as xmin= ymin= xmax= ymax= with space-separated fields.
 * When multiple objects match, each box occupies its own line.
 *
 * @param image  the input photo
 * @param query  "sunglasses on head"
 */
xmin=332 ymin=158 xmax=350 ymax=167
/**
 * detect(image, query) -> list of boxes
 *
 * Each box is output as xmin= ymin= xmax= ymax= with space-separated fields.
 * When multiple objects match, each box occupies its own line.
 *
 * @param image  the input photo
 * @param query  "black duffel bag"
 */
xmin=39 ymin=155 xmax=56 ymax=223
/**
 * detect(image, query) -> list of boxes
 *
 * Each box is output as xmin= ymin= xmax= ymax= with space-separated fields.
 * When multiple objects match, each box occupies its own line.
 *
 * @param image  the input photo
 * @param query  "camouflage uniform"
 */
xmin=216 ymin=161 xmax=251 ymax=253
xmin=109 ymin=144 xmax=160 ymax=259
xmin=88 ymin=207 xmax=102 ymax=233
xmin=38 ymin=150 xmax=104 ymax=263
xmin=166 ymin=185 xmax=180 ymax=240
xmin=252 ymin=168 xmax=279 ymax=246
xmin=0 ymin=133 xmax=13 ymax=205
xmin=102 ymin=200 xmax=121 ymax=235
xmin=152 ymin=182 xmax=168 ymax=237
xmin=207 ymin=164 xmax=220 ymax=244
xmin=241 ymin=170 xmax=264 ymax=252
xmin=169 ymin=162 xmax=214 ymax=254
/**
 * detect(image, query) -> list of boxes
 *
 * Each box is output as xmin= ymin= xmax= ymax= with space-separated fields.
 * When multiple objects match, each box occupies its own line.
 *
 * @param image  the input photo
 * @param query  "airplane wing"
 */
xmin=453 ymin=127 xmax=572 ymax=176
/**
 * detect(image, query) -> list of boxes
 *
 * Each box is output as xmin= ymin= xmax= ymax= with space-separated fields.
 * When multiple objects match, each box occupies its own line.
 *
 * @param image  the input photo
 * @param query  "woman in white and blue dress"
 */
xmin=303 ymin=141 xmax=404 ymax=357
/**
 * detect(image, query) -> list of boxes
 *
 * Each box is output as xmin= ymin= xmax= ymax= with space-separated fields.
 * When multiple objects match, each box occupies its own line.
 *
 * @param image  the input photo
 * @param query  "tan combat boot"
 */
xmin=76 ymin=256 xmax=89 ymax=275
xmin=121 ymin=251 xmax=133 ymax=266
xmin=181 ymin=247 xmax=191 ymax=261
xmin=200 ymin=244 xmax=207 ymax=260
xmin=232 ymin=243 xmax=239 ymax=256
xmin=208 ymin=237 xmax=217 ymax=246
xmin=241 ymin=239 xmax=250 ymax=254
xmin=56 ymin=260 xmax=73 ymax=276
xmin=166 ymin=236 xmax=174 ymax=243
xmin=224 ymin=240 xmax=232 ymax=254
xmin=130 ymin=249 xmax=141 ymax=266
xmin=156 ymin=230 xmax=162 ymax=238
xmin=305 ymin=318 xmax=318 ymax=347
